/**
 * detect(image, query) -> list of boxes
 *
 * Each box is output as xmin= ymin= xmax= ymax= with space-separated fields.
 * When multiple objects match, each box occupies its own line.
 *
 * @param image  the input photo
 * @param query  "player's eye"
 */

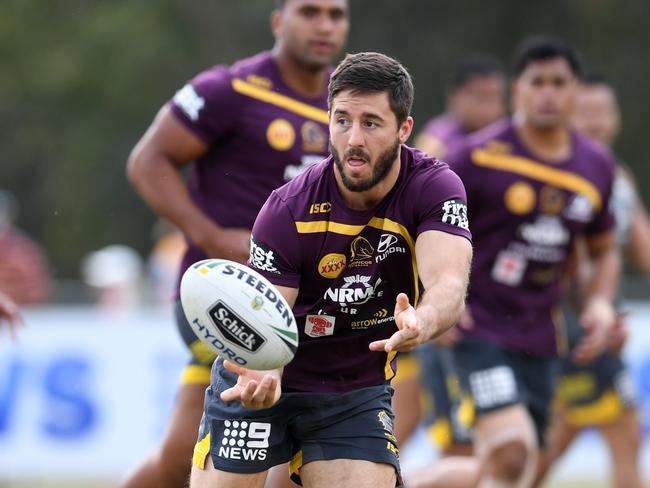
xmin=336 ymin=117 xmax=350 ymax=127
xmin=300 ymin=7 xmax=319 ymax=18
xmin=553 ymin=77 xmax=568 ymax=88
xmin=363 ymin=120 xmax=378 ymax=129
xmin=329 ymin=9 xmax=346 ymax=21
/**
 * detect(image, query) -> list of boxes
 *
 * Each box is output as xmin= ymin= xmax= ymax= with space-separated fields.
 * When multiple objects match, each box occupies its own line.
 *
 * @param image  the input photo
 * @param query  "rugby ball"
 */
xmin=180 ymin=258 xmax=298 ymax=370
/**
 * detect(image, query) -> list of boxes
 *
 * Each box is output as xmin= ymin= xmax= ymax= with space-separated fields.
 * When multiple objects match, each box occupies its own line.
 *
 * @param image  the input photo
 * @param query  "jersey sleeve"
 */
xmin=248 ymin=191 xmax=302 ymax=289
xmin=415 ymin=164 xmax=472 ymax=242
xmin=585 ymin=152 xmax=617 ymax=236
xmin=168 ymin=66 xmax=237 ymax=145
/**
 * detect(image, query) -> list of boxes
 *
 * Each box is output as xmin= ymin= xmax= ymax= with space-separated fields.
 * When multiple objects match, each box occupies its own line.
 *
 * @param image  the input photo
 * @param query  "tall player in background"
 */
xmin=125 ymin=2 xmax=348 ymax=487
xmin=397 ymin=54 xmax=506 ymax=454
xmin=535 ymin=75 xmax=650 ymax=488
xmin=413 ymin=54 xmax=506 ymax=159
xmin=406 ymin=36 xmax=620 ymax=488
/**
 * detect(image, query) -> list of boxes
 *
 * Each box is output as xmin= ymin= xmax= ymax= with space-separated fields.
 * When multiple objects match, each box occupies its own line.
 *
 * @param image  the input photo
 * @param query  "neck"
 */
xmin=513 ymin=115 xmax=572 ymax=162
xmin=334 ymin=151 xmax=402 ymax=211
xmin=272 ymin=48 xmax=329 ymax=98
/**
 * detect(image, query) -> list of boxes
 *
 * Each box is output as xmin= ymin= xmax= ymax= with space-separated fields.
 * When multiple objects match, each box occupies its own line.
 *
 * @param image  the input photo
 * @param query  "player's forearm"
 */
xmin=416 ymin=272 xmax=468 ymax=341
xmin=584 ymin=245 xmax=621 ymax=304
xmin=127 ymin=152 xmax=219 ymax=248
xmin=628 ymin=205 xmax=650 ymax=277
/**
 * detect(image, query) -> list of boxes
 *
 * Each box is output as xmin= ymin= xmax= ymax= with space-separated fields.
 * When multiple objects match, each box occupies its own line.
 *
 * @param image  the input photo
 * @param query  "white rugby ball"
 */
xmin=180 ymin=258 xmax=298 ymax=370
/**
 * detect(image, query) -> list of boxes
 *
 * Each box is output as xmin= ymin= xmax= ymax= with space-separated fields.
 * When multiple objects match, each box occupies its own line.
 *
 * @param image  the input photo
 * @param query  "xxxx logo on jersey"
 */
xmin=318 ymin=253 xmax=346 ymax=279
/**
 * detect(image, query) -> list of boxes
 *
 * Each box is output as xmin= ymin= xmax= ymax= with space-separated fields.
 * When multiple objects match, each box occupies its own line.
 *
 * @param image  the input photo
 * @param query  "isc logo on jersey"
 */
xmin=218 ymin=420 xmax=271 ymax=461
xmin=180 ymin=259 xmax=298 ymax=370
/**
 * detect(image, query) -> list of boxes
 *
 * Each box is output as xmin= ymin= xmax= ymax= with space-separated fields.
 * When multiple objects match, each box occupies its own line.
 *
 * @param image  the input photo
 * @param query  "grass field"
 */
xmin=0 ymin=481 xmax=612 ymax=488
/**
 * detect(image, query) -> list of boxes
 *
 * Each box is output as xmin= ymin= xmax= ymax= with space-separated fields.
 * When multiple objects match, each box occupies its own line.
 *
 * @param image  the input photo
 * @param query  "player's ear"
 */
xmin=398 ymin=116 xmax=414 ymax=144
xmin=270 ymin=9 xmax=282 ymax=39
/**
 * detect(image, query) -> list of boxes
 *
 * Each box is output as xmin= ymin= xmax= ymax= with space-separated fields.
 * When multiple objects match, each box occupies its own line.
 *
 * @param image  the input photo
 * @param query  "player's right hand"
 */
xmin=219 ymin=360 xmax=282 ymax=409
xmin=0 ymin=292 xmax=23 ymax=341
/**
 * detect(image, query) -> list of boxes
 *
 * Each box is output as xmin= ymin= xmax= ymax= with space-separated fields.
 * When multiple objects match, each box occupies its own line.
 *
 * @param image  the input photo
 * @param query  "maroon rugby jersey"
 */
xmin=447 ymin=119 xmax=616 ymax=356
xmin=419 ymin=113 xmax=470 ymax=156
xmin=249 ymin=146 xmax=472 ymax=393
xmin=169 ymin=51 xmax=331 ymax=282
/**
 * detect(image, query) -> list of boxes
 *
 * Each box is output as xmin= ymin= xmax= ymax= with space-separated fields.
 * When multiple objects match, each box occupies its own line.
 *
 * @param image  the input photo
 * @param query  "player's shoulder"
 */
xmin=572 ymin=130 xmax=617 ymax=175
xmin=444 ymin=118 xmax=512 ymax=165
xmin=190 ymin=51 xmax=274 ymax=93
xmin=402 ymin=146 xmax=465 ymax=192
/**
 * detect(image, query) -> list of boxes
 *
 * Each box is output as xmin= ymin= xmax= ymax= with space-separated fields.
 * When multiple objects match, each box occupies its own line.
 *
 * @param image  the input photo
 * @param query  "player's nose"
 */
xmin=347 ymin=122 xmax=365 ymax=147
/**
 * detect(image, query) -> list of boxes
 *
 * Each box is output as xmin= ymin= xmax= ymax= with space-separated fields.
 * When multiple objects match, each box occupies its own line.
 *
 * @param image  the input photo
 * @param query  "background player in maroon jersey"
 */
xmin=124 ymin=2 xmax=348 ymax=487
xmin=414 ymin=54 xmax=506 ymax=159
xmin=190 ymin=52 xmax=473 ymax=488
xmin=406 ymin=36 xmax=620 ymax=488
xmin=392 ymin=54 xmax=507 ymax=455
xmin=534 ymin=75 xmax=650 ymax=488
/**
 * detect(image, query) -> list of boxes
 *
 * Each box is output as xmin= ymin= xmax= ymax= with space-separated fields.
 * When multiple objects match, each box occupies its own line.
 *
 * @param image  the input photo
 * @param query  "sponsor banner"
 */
xmin=0 ymin=302 xmax=649 ymax=481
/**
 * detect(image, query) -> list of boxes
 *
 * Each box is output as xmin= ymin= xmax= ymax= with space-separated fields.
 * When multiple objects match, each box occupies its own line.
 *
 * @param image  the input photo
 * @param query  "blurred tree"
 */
xmin=1 ymin=0 xmax=648 ymax=287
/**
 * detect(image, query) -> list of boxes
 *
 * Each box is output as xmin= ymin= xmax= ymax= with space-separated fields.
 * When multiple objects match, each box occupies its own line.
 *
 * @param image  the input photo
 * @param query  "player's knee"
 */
xmin=489 ymin=439 xmax=530 ymax=482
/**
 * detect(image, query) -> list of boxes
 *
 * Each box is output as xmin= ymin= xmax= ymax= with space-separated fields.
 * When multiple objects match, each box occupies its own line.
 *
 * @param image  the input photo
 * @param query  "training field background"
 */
xmin=1 ymin=302 xmax=649 ymax=487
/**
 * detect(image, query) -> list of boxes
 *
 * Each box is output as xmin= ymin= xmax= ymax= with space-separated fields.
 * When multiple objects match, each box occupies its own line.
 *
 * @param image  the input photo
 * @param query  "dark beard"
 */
xmin=331 ymin=140 xmax=400 ymax=193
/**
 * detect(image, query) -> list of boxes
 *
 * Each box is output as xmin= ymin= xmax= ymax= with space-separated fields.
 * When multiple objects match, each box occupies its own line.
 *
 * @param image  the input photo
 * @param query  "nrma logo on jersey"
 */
xmin=208 ymin=301 xmax=265 ymax=352
xmin=324 ymin=275 xmax=383 ymax=307
xmin=218 ymin=420 xmax=271 ymax=461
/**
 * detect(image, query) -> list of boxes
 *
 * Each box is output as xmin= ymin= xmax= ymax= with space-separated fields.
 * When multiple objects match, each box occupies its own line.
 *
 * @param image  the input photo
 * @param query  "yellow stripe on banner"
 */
xmin=295 ymin=216 xmax=420 ymax=303
xmin=385 ymin=350 xmax=398 ymax=381
xmin=232 ymin=78 xmax=329 ymax=124
xmin=181 ymin=364 xmax=212 ymax=385
xmin=192 ymin=433 xmax=211 ymax=469
xmin=472 ymin=148 xmax=603 ymax=210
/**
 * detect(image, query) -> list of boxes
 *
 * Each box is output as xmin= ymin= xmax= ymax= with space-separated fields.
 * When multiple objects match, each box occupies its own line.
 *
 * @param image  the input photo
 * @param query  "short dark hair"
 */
xmin=512 ymin=35 xmax=582 ymax=78
xmin=448 ymin=54 xmax=504 ymax=90
xmin=328 ymin=52 xmax=414 ymax=125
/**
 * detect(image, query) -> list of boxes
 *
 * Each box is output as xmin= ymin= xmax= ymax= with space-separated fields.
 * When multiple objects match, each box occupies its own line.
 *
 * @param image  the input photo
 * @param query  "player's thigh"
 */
xmin=264 ymin=463 xmax=300 ymax=488
xmin=600 ymin=408 xmax=642 ymax=459
xmin=161 ymin=380 xmax=210 ymax=456
xmin=474 ymin=404 xmax=536 ymax=447
xmin=300 ymin=459 xmax=396 ymax=488
xmin=190 ymin=450 xmax=267 ymax=488
xmin=391 ymin=352 xmax=422 ymax=445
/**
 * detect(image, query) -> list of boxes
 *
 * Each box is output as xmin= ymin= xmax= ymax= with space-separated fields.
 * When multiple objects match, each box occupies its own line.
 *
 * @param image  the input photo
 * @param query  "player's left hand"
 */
xmin=573 ymin=297 xmax=615 ymax=365
xmin=0 ymin=292 xmax=23 ymax=341
xmin=369 ymin=293 xmax=423 ymax=353
xmin=219 ymin=360 xmax=282 ymax=409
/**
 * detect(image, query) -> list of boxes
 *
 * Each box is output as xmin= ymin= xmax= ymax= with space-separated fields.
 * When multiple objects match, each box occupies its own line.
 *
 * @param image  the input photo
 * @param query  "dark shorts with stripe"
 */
xmin=451 ymin=337 xmax=559 ymax=446
xmin=193 ymin=359 xmax=402 ymax=486
xmin=418 ymin=343 xmax=473 ymax=449
xmin=175 ymin=299 xmax=217 ymax=384
xmin=556 ymin=304 xmax=636 ymax=426
xmin=556 ymin=352 xmax=636 ymax=426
